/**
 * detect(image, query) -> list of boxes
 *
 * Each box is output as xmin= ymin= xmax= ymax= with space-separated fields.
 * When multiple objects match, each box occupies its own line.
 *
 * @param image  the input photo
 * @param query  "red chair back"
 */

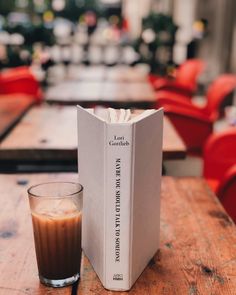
xmin=205 ymin=74 xmax=236 ymax=120
xmin=175 ymin=59 xmax=205 ymax=90
xmin=148 ymin=59 xmax=205 ymax=92
xmin=203 ymin=128 xmax=236 ymax=182
xmin=0 ymin=66 xmax=42 ymax=102
xmin=217 ymin=165 xmax=236 ymax=223
xmin=148 ymin=73 xmax=159 ymax=85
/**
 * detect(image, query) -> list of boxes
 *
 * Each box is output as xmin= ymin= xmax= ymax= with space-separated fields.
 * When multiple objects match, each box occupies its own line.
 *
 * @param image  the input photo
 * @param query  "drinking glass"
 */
xmin=28 ymin=182 xmax=83 ymax=287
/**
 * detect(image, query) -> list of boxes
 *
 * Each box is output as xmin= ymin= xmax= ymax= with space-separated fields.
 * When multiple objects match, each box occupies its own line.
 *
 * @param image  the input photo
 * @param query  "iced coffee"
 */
xmin=28 ymin=182 xmax=83 ymax=287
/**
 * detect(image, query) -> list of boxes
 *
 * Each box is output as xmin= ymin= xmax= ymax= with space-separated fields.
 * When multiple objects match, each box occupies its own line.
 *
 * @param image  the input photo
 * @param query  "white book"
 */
xmin=77 ymin=106 xmax=163 ymax=291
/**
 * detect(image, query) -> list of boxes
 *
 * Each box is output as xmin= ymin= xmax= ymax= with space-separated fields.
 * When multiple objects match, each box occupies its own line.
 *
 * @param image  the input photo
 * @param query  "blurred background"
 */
xmin=0 ymin=0 xmax=235 ymax=82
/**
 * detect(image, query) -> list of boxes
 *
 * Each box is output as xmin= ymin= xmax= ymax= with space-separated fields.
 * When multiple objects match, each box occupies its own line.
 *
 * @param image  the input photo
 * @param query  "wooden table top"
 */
xmin=105 ymin=66 xmax=148 ymax=82
xmin=0 ymin=174 xmax=235 ymax=294
xmin=63 ymin=65 xmax=148 ymax=82
xmin=45 ymin=81 xmax=156 ymax=108
xmin=0 ymin=105 xmax=77 ymax=162
xmin=0 ymin=105 xmax=186 ymax=163
xmin=163 ymin=116 xmax=186 ymax=160
xmin=0 ymin=95 xmax=34 ymax=142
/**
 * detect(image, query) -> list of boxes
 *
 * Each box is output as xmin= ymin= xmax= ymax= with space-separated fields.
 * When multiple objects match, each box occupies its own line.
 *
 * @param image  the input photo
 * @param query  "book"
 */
xmin=77 ymin=106 xmax=163 ymax=291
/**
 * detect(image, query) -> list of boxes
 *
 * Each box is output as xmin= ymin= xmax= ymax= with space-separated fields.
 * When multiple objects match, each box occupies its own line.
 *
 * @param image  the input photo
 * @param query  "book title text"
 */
xmin=115 ymin=158 xmax=121 ymax=262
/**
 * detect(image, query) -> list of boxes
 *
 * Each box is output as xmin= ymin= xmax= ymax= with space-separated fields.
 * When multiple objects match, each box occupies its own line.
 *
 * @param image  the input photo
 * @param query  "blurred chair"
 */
xmin=158 ymin=74 xmax=236 ymax=152
xmin=162 ymin=104 xmax=213 ymax=152
xmin=216 ymin=165 xmax=236 ymax=223
xmin=0 ymin=66 xmax=42 ymax=102
xmin=203 ymin=128 xmax=236 ymax=192
xmin=156 ymin=74 xmax=236 ymax=121
xmin=149 ymin=59 xmax=205 ymax=96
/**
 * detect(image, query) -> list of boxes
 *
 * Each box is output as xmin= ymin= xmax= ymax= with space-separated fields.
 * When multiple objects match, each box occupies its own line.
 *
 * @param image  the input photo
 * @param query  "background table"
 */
xmin=0 ymin=105 xmax=77 ymax=172
xmin=50 ymin=65 xmax=148 ymax=83
xmin=163 ymin=117 xmax=186 ymax=160
xmin=45 ymin=81 xmax=156 ymax=108
xmin=0 ymin=105 xmax=186 ymax=171
xmin=0 ymin=95 xmax=34 ymax=141
xmin=0 ymin=174 xmax=235 ymax=294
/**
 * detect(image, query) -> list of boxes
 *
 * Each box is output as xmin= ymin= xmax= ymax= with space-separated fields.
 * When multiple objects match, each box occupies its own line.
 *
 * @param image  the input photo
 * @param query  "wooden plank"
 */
xmin=0 ymin=106 xmax=186 ymax=162
xmin=0 ymin=173 xmax=77 ymax=295
xmin=0 ymin=95 xmax=34 ymax=141
xmin=163 ymin=117 xmax=186 ymax=159
xmin=1 ymin=175 xmax=236 ymax=294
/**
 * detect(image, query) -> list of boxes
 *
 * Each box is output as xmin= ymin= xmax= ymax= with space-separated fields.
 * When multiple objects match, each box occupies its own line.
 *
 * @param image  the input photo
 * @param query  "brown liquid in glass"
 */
xmin=32 ymin=210 xmax=82 ymax=280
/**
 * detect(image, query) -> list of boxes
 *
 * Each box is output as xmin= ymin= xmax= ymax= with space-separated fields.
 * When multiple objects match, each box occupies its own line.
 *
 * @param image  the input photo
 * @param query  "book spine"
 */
xmin=104 ymin=123 xmax=133 ymax=290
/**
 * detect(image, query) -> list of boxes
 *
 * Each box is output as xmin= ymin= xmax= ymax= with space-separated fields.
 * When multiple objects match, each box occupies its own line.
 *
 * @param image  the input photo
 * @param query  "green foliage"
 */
xmin=0 ymin=1 xmax=15 ymax=16
xmin=143 ymin=13 xmax=177 ymax=35
xmin=134 ymin=13 xmax=178 ymax=74
xmin=3 ymin=23 xmax=55 ymax=46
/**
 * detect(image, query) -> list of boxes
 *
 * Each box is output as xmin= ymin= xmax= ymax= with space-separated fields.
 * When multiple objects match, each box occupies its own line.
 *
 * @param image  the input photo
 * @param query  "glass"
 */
xmin=28 ymin=182 xmax=83 ymax=288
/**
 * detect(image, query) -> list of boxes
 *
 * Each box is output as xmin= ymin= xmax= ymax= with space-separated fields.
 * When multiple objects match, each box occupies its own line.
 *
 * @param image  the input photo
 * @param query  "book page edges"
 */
xmin=129 ymin=122 xmax=136 ymax=290
xmin=77 ymin=105 xmax=163 ymax=124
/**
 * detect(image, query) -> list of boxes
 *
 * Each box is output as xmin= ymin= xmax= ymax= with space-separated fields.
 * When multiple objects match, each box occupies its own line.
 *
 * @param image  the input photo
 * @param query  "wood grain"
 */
xmin=0 ymin=173 xmax=78 ymax=295
xmin=0 ymin=95 xmax=34 ymax=141
xmin=0 ymin=106 xmax=186 ymax=162
xmin=1 ymin=175 xmax=235 ymax=294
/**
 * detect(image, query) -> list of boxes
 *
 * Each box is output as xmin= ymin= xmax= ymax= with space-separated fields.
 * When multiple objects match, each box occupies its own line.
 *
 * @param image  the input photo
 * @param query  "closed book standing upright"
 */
xmin=77 ymin=106 xmax=163 ymax=291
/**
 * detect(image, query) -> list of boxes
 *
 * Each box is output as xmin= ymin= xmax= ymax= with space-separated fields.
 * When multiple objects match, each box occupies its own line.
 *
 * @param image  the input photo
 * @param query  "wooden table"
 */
xmin=0 ymin=95 xmax=34 ymax=141
xmin=67 ymin=65 xmax=107 ymax=81
xmin=62 ymin=65 xmax=148 ymax=82
xmin=105 ymin=66 xmax=148 ymax=82
xmin=0 ymin=105 xmax=77 ymax=172
xmin=0 ymin=105 xmax=186 ymax=171
xmin=45 ymin=81 xmax=156 ymax=108
xmin=0 ymin=174 xmax=235 ymax=294
xmin=163 ymin=116 xmax=186 ymax=160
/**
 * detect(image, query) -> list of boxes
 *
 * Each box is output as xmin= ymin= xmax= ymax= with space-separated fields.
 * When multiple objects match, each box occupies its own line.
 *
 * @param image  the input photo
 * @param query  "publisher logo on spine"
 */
xmin=113 ymin=274 xmax=123 ymax=281
xmin=109 ymin=135 xmax=130 ymax=146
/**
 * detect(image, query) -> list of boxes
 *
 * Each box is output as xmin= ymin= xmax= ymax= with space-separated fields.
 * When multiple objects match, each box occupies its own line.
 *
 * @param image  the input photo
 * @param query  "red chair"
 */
xmin=156 ymin=74 xmax=236 ymax=121
xmin=157 ymin=74 xmax=236 ymax=152
xmin=0 ymin=66 xmax=43 ymax=102
xmin=162 ymin=104 xmax=213 ymax=152
xmin=149 ymin=59 xmax=205 ymax=96
xmin=203 ymin=128 xmax=236 ymax=192
xmin=216 ymin=165 xmax=236 ymax=223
